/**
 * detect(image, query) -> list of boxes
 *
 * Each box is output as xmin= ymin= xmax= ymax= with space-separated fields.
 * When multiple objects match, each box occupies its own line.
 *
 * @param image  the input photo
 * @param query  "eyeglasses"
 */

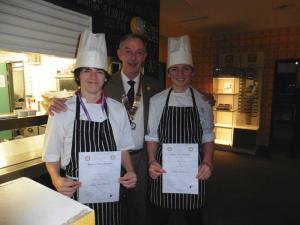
xmin=168 ymin=66 xmax=193 ymax=76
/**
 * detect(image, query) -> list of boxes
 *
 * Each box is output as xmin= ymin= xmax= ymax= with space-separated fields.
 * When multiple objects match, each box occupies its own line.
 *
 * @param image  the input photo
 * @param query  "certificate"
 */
xmin=78 ymin=151 xmax=121 ymax=204
xmin=162 ymin=144 xmax=199 ymax=194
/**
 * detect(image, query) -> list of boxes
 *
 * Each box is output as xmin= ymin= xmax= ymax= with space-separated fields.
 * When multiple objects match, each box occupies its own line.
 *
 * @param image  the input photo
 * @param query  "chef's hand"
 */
xmin=52 ymin=176 xmax=81 ymax=197
xmin=201 ymin=92 xmax=216 ymax=107
xmin=196 ymin=161 xmax=213 ymax=180
xmin=148 ymin=160 xmax=166 ymax=179
xmin=48 ymin=98 xmax=68 ymax=116
xmin=120 ymin=171 xmax=137 ymax=189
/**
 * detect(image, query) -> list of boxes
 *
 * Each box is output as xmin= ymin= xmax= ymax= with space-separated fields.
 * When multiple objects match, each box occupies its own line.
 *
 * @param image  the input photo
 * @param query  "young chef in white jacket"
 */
xmin=43 ymin=30 xmax=137 ymax=225
xmin=145 ymin=35 xmax=215 ymax=225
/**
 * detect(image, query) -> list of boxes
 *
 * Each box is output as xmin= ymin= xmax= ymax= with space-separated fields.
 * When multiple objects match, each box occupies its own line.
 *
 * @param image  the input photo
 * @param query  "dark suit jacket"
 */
xmin=105 ymin=70 xmax=163 ymax=131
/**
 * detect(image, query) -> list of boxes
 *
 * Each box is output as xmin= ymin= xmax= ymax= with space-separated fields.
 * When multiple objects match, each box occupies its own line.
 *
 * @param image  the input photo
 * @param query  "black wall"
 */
xmin=45 ymin=0 xmax=160 ymax=78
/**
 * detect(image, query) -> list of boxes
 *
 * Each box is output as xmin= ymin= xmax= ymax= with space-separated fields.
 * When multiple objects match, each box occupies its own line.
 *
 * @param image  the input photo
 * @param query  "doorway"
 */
xmin=270 ymin=59 xmax=300 ymax=157
xmin=0 ymin=63 xmax=12 ymax=140
xmin=0 ymin=62 xmax=25 ymax=141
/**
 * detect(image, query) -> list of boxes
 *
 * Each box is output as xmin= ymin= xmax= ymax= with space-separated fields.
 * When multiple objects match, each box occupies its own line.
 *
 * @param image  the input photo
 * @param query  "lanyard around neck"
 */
xmin=76 ymin=91 xmax=105 ymax=121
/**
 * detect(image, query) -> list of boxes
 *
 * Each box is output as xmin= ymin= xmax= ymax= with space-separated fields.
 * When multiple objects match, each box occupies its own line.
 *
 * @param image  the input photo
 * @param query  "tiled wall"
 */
xmin=189 ymin=25 xmax=300 ymax=146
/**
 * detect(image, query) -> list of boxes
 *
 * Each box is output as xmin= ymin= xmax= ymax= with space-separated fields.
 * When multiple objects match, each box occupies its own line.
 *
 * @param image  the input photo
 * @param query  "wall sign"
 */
xmin=0 ymin=75 xmax=6 ymax=88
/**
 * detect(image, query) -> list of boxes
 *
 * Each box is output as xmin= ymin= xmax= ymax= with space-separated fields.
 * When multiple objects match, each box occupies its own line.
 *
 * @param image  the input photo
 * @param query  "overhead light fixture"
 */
xmin=272 ymin=0 xmax=290 ymax=10
xmin=273 ymin=4 xmax=289 ymax=10
xmin=178 ymin=16 xmax=209 ymax=23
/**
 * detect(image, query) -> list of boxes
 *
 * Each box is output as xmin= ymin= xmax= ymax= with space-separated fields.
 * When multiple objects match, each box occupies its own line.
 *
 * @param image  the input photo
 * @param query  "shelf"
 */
xmin=214 ymin=92 xmax=239 ymax=95
xmin=215 ymin=123 xmax=233 ymax=128
xmin=215 ymin=123 xmax=259 ymax=130
xmin=232 ymin=147 xmax=256 ymax=155
xmin=234 ymin=124 xmax=259 ymax=130
xmin=215 ymin=139 xmax=232 ymax=146
xmin=213 ymin=109 xmax=238 ymax=112
xmin=0 ymin=113 xmax=48 ymax=131
xmin=213 ymin=73 xmax=261 ymax=152
xmin=213 ymin=76 xmax=238 ymax=149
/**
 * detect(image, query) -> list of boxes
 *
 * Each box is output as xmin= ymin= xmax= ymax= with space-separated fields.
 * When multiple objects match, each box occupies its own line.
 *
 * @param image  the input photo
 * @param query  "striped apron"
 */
xmin=65 ymin=96 xmax=121 ymax=225
xmin=149 ymin=88 xmax=205 ymax=210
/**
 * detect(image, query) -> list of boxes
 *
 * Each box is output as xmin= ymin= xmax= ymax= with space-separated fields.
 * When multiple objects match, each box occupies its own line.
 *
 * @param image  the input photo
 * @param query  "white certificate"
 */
xmin=78 ymin=151 xmax=121 ymax=204
xmin=162 ymin=144 xmax=199 ymax=194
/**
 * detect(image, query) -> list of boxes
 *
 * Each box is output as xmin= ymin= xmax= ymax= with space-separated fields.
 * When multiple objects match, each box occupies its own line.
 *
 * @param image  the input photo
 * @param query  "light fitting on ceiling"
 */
xmin=183 ymin=0 xmax=193 ymax=8
xmin=178 ymin=16 xmax=209 ymax=23
xmin=272 ymin=0 xmax=290 ymax=10
xmin=272 ymin=4 xmax=289 ymax=10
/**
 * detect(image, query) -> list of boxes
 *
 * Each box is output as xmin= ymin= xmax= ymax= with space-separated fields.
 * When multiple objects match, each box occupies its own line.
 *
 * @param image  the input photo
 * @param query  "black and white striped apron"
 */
xmin=65 ymin=96 xmax=121 ymax=225
xmin=149 ymin=88 xmax=205 ymax=210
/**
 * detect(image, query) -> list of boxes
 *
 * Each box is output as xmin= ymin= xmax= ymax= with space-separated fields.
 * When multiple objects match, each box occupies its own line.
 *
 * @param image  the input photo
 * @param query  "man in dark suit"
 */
xmin=107 ymin=34 xmax=162 ymax=225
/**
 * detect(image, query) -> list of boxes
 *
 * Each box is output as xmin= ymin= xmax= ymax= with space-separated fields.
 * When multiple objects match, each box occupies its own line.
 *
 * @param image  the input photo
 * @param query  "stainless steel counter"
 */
xmin=0 ymin=135 xmax=46 ymax=184
xmin=0 ymin=113 xmax=48 ymax=131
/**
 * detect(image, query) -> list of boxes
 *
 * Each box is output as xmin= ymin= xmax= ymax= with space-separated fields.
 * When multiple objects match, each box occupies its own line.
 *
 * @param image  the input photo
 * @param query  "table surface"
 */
xmin=0 ymin=135 xmax=45 ymax=182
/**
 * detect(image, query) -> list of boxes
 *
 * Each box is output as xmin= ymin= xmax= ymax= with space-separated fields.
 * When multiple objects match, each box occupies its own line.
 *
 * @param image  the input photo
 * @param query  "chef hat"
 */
xmin=75 ymin=30 xmax=108 ymax=71
xmin=167 ymin=35 xmax=193 ymax=69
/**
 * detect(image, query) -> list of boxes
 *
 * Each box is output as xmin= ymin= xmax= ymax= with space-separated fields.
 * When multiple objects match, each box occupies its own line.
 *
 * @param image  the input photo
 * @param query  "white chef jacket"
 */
xmin=121 ymin=71 xmax=144 ymax=150
xmin=145 ymin=87 xmax=215 ymax=144
xmin=43 ymin=95 xmax=135 ymax=168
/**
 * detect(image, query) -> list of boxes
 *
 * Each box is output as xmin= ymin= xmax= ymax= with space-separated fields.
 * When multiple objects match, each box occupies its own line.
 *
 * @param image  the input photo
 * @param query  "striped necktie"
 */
xmin=127 ymin=80 xmax=135 ymax=107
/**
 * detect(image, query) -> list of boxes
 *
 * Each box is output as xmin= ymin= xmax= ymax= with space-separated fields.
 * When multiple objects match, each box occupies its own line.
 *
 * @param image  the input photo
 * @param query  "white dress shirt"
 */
xmin=43 ymin=95 xmax=135 ymax=167
xmin=145 ymin=87 xmax=215 ymax=144
xmin=121 ymin=72 xmax=144 ymax=150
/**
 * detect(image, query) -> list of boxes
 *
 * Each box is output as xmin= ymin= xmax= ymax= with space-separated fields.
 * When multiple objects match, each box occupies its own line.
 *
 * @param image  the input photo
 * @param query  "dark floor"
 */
xmin=169 ymin=150 xmax=300 ymax=225
xmin=35 ymin=149 xmax=300 ymax=225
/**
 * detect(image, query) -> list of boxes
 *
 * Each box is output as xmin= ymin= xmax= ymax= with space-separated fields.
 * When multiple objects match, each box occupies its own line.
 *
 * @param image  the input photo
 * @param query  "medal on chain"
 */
xmin=122 ymin=81 xmax=142 ymax=130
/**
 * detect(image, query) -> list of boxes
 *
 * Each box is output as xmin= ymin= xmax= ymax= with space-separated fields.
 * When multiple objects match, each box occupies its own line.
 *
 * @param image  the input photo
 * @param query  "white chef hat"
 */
xmin=75 ymin=30 xmax=108 ymax=71
xmin=167 ymin=35 xmax=193 ymax=69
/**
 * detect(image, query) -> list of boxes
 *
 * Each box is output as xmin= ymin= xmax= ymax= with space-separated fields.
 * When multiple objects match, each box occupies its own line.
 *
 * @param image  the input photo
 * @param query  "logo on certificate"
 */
xmin=84 ymin=155 xmax=91 ymax=161
xmin=167 ymin=147 xmax=172 ymax=151
xmin=188 ymin=147 xmax=194 ymax=151
xmin=110 ymin=154 xmax=116 ymax=160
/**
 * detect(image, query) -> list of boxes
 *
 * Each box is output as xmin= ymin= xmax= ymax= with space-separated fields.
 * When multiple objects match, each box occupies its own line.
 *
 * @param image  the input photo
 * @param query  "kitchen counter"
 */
xmin=0 ymin=135 xmax=46 ymax=184
xmin=0 ymin=113 xmax=48 ymax=131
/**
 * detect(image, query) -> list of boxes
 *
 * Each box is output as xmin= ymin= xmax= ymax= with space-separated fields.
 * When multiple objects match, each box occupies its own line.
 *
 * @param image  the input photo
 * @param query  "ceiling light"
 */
xmin=273 ymin=4 xmax=288 ymax=10
xmin=272 ymin=0 xmax=290 ymax=10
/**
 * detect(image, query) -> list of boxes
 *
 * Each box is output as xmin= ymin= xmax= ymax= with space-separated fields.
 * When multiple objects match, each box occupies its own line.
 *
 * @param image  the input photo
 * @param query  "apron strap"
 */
xmin=75 ymin=95 xmax=80 ymax=120
xmin=165 ymin=88 xmax=173 ymax=106
xmin=190 ymin=87 xmax=197 ymax=108
xmin=103 ymin=98 xmax=109 ymax=116
xmin=165 ymin=87 xmax=196 ymax=107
